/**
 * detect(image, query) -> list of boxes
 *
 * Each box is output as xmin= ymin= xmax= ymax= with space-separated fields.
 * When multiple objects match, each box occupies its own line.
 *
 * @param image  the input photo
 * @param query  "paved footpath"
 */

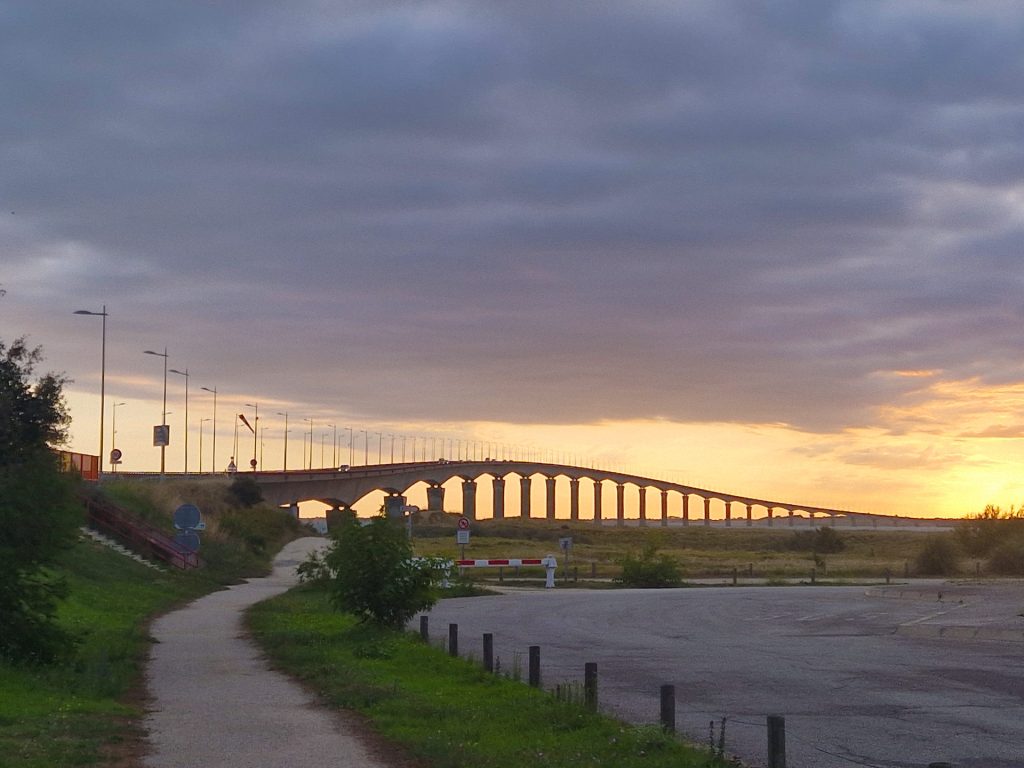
xmin=144 ymin=537 xmax=403 ymax=768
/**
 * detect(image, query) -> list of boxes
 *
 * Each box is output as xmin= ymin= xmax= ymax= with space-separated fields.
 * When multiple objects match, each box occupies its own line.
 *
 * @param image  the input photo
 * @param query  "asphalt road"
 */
xmin=419 ymin=584 xmax=1024 ymax=768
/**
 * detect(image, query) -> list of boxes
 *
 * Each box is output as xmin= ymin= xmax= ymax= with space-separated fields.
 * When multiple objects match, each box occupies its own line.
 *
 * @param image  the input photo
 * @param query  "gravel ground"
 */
xmin=143 ymin=537 xmax=411 ymax=768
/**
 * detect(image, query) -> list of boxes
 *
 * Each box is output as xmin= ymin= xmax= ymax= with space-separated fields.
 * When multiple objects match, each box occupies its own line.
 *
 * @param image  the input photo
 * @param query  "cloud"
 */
xmin=4 ymin=1 xmax=1024 ymax=436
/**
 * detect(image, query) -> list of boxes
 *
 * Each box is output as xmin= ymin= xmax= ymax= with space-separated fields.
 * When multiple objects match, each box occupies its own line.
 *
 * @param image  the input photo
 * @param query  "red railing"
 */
xmin=82 ymin=493 xmax=201 ymax=570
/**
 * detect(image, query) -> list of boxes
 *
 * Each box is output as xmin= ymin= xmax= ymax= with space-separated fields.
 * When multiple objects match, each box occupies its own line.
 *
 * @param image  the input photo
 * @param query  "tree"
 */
xmin=323 ymin=515 xmax=440 ymax=628
xmin=0 ymin=337 xmax=83 ymax=663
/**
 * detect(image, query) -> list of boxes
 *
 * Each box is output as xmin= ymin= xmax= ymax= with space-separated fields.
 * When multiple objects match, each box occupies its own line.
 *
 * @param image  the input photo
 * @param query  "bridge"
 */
xmin=245 ymin=460 xmax=912 ymax=528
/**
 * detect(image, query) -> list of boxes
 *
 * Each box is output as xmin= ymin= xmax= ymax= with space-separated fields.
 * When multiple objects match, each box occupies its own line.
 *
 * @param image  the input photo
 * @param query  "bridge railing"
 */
xmin=82 ymin=492 xmax=201 ymax=570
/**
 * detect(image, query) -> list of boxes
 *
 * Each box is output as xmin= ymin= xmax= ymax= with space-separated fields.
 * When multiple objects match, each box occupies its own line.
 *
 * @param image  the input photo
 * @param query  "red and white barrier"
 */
xmin=455 ymin=555 xmax=558 ymax=588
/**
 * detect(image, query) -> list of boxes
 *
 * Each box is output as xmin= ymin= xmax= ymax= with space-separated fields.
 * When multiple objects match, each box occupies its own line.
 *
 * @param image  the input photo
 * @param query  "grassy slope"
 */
xmin=0 ymin=477 xmax=306 ymax=768
xmin=249 ymin=586 xmax=727 ymax=768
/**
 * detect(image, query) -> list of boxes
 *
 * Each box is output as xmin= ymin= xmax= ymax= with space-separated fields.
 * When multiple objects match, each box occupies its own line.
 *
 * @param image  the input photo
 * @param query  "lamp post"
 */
xmin=362 ymin=430 xmax=369 ymax=465
xmin=303 ymin=418 xmax=313 ymax=469
xmin=320 ymin=431 xmax=326 ymax=468
xmin=377 ymin=432 xmax=382 ymax=464
xmin=328 ymin=423 xmax=337 ymax=467
xmin=201 ymin=386 xmax=218 ymax=473
xmin=73 ymin=305 xmax=108 ymax=470
xmin=346 ymin=426 xmax=353 ymax=465
xmin=277 ymin=412 xmax=289 ymax=470
xmin=111 ymin=401 xmax=126 ymax=472
xmin=169 ymin=368 xmax=189 ymax=474
xmin=199 ymin=417 xmax=211 ymax=473
xmin=143 ymin=348 xmax=169 ymax=474
xmin=260 ymin=426 xmax=267 ymax=469
xmin=389 ymin=434 xmax=395 ymax=463
xmin=245 ymin=403 xmax=259 ymax=470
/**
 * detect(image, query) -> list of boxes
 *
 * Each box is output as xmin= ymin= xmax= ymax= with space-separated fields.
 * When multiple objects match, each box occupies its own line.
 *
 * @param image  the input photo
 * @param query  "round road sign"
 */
xmin=110 ymin=448 xmax=123 ymax=462
xmin=457 ymin=516 xmax=471 ymax=530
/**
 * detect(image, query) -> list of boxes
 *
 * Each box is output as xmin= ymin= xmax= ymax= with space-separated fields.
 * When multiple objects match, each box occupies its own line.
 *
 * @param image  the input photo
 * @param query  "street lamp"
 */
xmin=169 ymin=368 xmax=189 ymax=474
xmin=346 ymin=426 xmax=353 ymax=465
xmin=303 ymin=418 xmax=313 ymax=469
xmin=245 ymin=403 xmax=259 ymax=470
xmin=327 ymin=423 xmax=337 ymax=467
xmin=74 ymin=305 xmax=108 ymax=471
xmin=199 ymin=417 xmax=211 ymax=473
xmin=277 ymin=412 xmax=289 ymax=470
xmin=143 ymin=348 xmax=169 ymax=474
xmin=201 ymin=386 xmax=218 ymax=472
xmin=111 ymin=401 xmax=126 ymax=472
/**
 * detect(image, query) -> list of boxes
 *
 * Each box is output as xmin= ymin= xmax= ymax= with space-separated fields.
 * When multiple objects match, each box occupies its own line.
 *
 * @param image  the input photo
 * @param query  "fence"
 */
xmin=82 ymin=492 xmax=200 ymax=570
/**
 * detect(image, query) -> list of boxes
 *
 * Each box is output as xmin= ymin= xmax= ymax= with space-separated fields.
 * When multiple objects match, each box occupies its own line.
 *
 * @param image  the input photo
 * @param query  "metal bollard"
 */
xmin=419 ymin=615 xmax=429 ymax=642
xmin=448 ymin=623 xmax=458 ymax=657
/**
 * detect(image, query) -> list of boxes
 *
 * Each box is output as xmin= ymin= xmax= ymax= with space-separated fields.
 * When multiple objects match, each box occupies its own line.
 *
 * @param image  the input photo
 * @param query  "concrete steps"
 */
xmin=79 ymin=526 xmax=167 ymax=572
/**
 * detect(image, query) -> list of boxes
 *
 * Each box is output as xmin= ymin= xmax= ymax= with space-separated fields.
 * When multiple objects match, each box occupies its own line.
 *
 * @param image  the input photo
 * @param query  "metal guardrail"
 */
xmin=82 ymin=493 xmax=201 ymax=570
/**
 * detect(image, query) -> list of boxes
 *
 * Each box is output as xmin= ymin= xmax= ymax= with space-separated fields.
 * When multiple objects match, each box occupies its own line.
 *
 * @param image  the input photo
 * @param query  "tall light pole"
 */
xmin=303 ymin=418 xmax=313 ymax=469
xmin=199 ymin=417 xmax=211 ymax=473
xmin=74 ymin=305 xmax=108 ymax=470
xmin=377 ymin=432 xmax=382 ymax=464
xmin=277 ymin=412 xmax=289 ymax=470
xmin=362 ymin=430 xmax=369 ymax=465
xmin=143 ymin=348 xmax=169 ymax=474
xmin=201 ymin=386 xmax=218 ymax=472
xmin=260 ymin=426 xmax=267 ymax=469
xmin=111 ymin=401 xmax=125 ymax=472
xmin=346 ymin=426 xmax=353 ymax=466
xmin=328 ymin=423 xmax=337 ymax=467
xmin=169 ymin=368 xmax=189 ymax=474
xmin=320 ymin=431 xmax=326 ymax=468
xmin=389 ymin=434 xmax=395 ymax=463
xmin=245 ymin=402 xmax=259 ymax=470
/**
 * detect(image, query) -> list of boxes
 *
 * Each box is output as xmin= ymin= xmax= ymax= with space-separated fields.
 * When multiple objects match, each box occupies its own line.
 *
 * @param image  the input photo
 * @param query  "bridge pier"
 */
xmin=520 ymin=476 xmax=532 ymax=519
xmin=616 ymin=483 xmax=625 ymax=527
xmin=427 ymin=483 xmax=445 ymax=513
xmin=788 ymin=510 xmax=795 ymax=527
xmin=569 ymin=478 xmax=580 ymax=521
xmin=462 ymin=480 xmax=477 ymax=520
xmin=492 ymin=477 xmax=505 ymax=519
xmin=661 ymin=489 xmax=669 ymax=527
xmin=325 ymin=503 xmax=352 ymax=531
xmin=682 ymin=494 xmax=689 ymax=526
xmin=767 ymin=506 xmax=774 ymax=527
xmin=593 ymin=479 xmax=603 ymax=524
xmin=724 ymin=500 xmax=732 ymax=528
xmin=384 ymin=492 xmax=405 ymax=519
xmin=704 ymin=497 xmax=711 ymax=527
xmin=746 ymin=503 xmax=753 ymax=527
xmin=638 ymin=487 xmax=647 ymax=527
xmin=545 ymin=476 xmax=556 ymax=520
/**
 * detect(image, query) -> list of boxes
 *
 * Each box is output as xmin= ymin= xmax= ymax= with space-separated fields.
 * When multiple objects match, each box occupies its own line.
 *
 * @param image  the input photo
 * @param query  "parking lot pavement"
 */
xmin=420 ymin=583 xmax=1024 ymax=768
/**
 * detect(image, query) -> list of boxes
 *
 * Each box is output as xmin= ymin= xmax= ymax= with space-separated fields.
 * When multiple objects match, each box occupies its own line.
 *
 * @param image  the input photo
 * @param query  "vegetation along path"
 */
xmin=144 ymin=537 xmax=402 ymax=768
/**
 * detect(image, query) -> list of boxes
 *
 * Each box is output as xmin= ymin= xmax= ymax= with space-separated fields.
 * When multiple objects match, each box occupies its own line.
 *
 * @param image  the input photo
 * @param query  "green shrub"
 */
xmin=227 ymin=476 xmax=264 ymax=507
xmin=914 ymin=535 xmax=960 ymax=576
xmin=321 ymin=515 xmax=444 ymax=627
xmin=616 ymin=544 xmax=682 ymax=588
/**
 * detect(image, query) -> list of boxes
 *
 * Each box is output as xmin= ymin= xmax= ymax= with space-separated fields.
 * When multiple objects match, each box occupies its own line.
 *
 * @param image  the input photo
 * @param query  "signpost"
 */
xmin=456 ymin=516 xmax=470 ymax=559
xmin=153 ymin=424 xmax=170 ymax=447
xmin=173 ymin=503 xmax=204 ymax=552
xmin=109 ymin=448 xmax=122 ymax=468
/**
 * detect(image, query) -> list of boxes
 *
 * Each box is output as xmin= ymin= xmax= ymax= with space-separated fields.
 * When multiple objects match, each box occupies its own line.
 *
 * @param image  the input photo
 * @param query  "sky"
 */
xmin=4 ymin=1 xmax=1024 ymax=519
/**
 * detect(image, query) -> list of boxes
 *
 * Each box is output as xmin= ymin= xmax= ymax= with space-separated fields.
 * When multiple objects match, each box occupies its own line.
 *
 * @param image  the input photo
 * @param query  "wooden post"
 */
xmin=767 ymin=714 xmax=786 ymax=768
xmin=591 ymin=561 xmax=597 ymax=578
xmin=419 ymin=615 xmax=429 ymax=642
xmin=528 ymin=645 xmax=541 ymax=687
xmin=732 ymin=566 xmax=738 ymax=585
xmin=483 ymin=633 xmax=494 ymax=672
xmin=810 ymin=567 xmax=816 ymax=585
xmin=448 ymin=623 xmax=458 ymax=657
xmin=584 ymin=662 xmax=598 ymax=711
xmin=659 ymin=684 xmax=675 ymax=733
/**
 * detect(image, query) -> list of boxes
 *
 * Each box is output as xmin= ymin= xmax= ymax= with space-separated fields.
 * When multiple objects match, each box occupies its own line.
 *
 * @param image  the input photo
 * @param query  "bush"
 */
xmin=957 ymin=505 xmax=1024 ymax=557
xmin=914 ymin=536 xmax=960 ymax=576
xmin=777 ymin=527 xmax=846 ymax=554
xmin=322 ymin=515 xmax=443 ymax=627
xmin=227 ymin=476 xmax=264 ymax=507
xmin=988 ymin=541 xmax=1024 ymax=576
xmin=616 ymin=544 xmax=682 ymax=588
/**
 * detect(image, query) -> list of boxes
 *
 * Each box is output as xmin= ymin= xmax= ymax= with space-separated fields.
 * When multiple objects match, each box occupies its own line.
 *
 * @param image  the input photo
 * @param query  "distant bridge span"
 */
xmin=249 ymin=460 xmax=897 ymax=527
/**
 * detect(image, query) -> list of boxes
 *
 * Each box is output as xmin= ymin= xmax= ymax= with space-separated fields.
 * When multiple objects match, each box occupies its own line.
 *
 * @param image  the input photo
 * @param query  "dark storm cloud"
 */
xmin=4 ymin=1 xmax=1024 ymax=430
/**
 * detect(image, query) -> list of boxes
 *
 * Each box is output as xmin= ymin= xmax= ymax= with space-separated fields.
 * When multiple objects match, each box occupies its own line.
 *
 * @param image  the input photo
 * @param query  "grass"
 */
xmin=0 ymin=477 xmax=310 ymax=768
xmin=248 ymin=585 xmax=730 ymax=768
xmin=408 ymin=517 xmax=942 ymax=583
